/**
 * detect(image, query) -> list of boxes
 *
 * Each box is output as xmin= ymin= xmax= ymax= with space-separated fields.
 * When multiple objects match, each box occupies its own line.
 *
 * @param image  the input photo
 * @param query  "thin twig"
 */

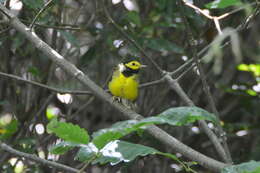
xmin=169 ymin=37 xmax=216 ymax=77
xmin=172 ymin=33 xmax=231 ymax=80
xmin=27 ymin=22 xmax=82 ymax=30
xmin=18 ymin=19 xmax=83 ymax=30
xmin=30 ymin=0 xmax=54 ymax=30
xmin=183 ymin=1 xmax=256 ymax=20
xmin=0 ymin=71 xmax=163 ymax=95
xmin=176 ymin=63 xmax=195 ymax=81
xmin=0 ymin=142 xmax=81 ymax=173
xmin=78 ymin=155 xmax=97 ymax=173
xmin=183 ymin=1 xmax=257 ymax=35
xmin=0 ymin=71 xmax=92 ymax=95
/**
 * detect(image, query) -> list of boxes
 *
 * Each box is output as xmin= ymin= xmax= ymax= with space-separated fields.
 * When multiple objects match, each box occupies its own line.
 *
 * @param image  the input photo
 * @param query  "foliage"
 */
xmin=47 ymin=106 xmax=215 ymax=168
xmin=221 ymin=161 xmax=260 ymax=173
xmin=205 ymin=0 xmax=242 ymax=9
xmin=237 ymin=64 xmax=260 ymax=77
xmin=0 ymin=120 xmax=18 ymax=140
xmin=92 ymin=106 xmax=216 ymax=149
xmin=22 ymin=0 xmax=44 ymax=9
xmin=47 ymin=118 xmax=89 ymax=144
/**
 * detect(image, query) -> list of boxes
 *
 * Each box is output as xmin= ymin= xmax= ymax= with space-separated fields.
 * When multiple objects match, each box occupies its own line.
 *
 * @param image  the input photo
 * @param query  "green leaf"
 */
xmin=17 ymin=137 xmax=36 ymax=154
xmin=237 ymin=64 xmax=260 ymax=76
xmin=22 ymin=0 xmax=44 ymax=9
xmin=47 ymin=119 xmax=89 ymax=144
xmin=50 ymin=141 xmax=79 ymax=154
xmin=145 ymin=38 xmax=183 ymax=54
xmin=46 ymin=106 xmax=59 ymax=120
xmin=0 ymin=120 xmax=18 ymax=140
xmin=92 ymin=107 xmax=216 ymax=149
xmin=27 ymin=66 xmax=40 ymax=77
xmin=92 ymin=120 xmax=140 ymax=149
xmin=93 ymin=140 xmax=158 ymax=165
xmin=246 ymin=89 xmax=257 ymax=97
xmin=155 ymin=106 xmax=217 ymax=126
xmin=60 ymin=31 xmax=79 ymax=47
xmin=75 ymin=144 xmax=98 ymax=162
xmin=221 ymin=161 xmax=260 ymax=173
xmin=250 ymin=167 xmax=260 ymax=173
xmin=237 ymin=64 xmax=249 ymax=71
xmin=126 ymin=11 xmax=141 ymax=27
xmin=93 ymin=131 xmax=125 ymax=149
xmin=205 ymin=0 xmax=242 ymax=9
xmin=248 ymin=64 xmax=260 ymax=77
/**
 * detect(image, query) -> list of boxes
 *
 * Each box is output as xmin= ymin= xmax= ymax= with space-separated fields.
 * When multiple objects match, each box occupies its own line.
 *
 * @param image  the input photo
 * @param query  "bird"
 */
xmin=108 ymin=60 xmax=146 ymax=106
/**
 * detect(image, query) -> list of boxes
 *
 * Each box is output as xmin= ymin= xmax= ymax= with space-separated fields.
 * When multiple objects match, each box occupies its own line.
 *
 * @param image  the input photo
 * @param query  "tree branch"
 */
xmin=0 ymin=71 xmax=163 ymax=95
xmin=0 ymin=142 xmax=81 ymax=173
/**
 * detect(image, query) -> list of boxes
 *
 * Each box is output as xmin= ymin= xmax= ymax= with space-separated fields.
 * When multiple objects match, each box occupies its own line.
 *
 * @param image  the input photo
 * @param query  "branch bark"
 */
xmin=0 ymin=142 xmax=81 ymax=173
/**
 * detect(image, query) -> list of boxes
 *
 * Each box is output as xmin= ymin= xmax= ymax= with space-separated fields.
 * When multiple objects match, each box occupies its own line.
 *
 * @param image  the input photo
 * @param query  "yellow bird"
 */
xmin=108 ymin=60 xmax=146 ymax=102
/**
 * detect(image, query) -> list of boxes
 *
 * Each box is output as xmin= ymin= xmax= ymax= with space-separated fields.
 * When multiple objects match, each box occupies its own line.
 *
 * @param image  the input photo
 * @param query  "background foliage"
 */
xmin=0 ymin=0 xmax=259 ymax=172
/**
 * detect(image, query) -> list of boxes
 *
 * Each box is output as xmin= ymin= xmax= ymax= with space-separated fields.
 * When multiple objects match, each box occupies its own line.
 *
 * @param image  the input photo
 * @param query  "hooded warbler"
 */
xmin=108 ymin=60 xmax=146 ymax=102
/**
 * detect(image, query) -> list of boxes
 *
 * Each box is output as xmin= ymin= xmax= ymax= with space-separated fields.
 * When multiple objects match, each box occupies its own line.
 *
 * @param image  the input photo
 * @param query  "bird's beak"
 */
xmin=141 ymin=65 xmax=147 ymax=68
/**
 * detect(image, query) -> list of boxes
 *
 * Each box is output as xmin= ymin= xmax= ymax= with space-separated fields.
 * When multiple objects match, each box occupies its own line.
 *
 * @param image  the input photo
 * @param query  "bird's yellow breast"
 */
xmin=108 ymin=72 xmax=139 ymax=101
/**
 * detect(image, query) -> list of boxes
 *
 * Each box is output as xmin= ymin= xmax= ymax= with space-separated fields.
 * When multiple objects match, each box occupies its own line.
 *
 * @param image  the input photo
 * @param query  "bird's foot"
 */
xmin=112 ymin=96 xmax=122 ymax=103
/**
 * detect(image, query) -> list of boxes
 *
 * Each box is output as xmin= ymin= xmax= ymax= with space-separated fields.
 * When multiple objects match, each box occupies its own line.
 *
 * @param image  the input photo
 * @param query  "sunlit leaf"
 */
xmin=248 ymin=64 xmax=260 ymax=77
xmin=237 ymin=64 xmax=260 ymax=77
xmin=205 ymin=0 xmax=242 ymax=9
xmin=246 ymin=89 xmax=257 ymax=96
xmin=47 ymin=119 xmax=89 ymax=144
xmin=46 ymin=106 xmax=60 ymax=120
xmin=93 ymin=140 xmax=158 ymax=165
xmin=237 ymin=64 xmax=249 ymax=71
